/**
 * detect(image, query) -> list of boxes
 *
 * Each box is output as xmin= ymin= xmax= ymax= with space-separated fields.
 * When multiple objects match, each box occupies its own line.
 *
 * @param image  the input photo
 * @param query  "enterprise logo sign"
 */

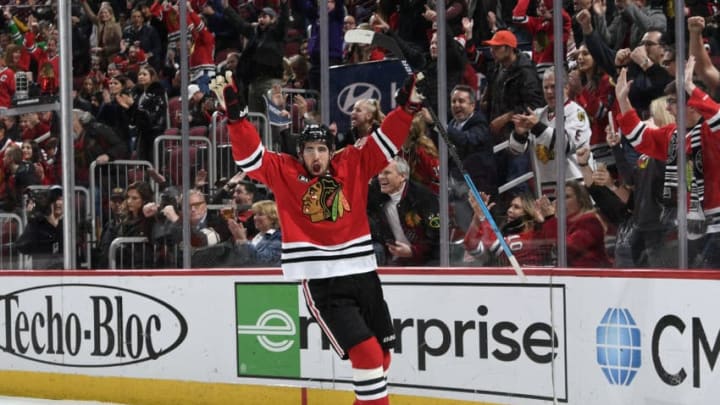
xmin=236 ymin=282 xmax=567 ymax=402
xmin=237 ymin=309 xmax=296 ymax=352
xmin=596 ymin=308 xmax=642 ymax=386
xmin=235 ymin=283 xmax=300 ymax=377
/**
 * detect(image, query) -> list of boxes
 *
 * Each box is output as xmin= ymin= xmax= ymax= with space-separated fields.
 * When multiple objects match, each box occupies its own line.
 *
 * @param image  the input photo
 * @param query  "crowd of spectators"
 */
xmin=1 ymin=0 xmax=720 ymax=270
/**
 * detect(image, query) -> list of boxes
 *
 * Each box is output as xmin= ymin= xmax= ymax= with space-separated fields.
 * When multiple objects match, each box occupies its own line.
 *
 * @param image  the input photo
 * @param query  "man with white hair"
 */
xmin=367 ymin=156 xmax=440 ymax=266
xmin=160 ymin=189 xmax=232 ymax=247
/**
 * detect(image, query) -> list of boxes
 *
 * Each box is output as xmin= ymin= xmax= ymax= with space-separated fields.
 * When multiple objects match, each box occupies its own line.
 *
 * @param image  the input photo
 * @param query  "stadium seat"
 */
xmin=168 ymin=96 xmax=182 ymax=128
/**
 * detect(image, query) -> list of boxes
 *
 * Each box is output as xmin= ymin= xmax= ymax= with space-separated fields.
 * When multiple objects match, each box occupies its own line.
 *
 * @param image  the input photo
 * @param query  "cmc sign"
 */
xmin=594 ymin=306 xmax=720 ymax=389
xmin=0 ymin=284 xmax=188 ymax=367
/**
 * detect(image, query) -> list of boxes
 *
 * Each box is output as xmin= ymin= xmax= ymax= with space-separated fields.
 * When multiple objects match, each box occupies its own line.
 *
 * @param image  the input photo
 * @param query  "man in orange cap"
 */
xmin=481 ymin=29 xmax=544 ymax=200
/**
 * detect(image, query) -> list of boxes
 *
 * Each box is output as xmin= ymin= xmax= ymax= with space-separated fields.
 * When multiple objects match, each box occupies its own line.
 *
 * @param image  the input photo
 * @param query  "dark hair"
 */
xmin=236 ymin=180 xmax=257 ymax=196
xmin=451 ymin=84 xmax=476 ymax=104
xmin=139 ymin=66 xmax=159 ymax=85
xmin=111 ymin=74 xmax=129 ymax=86
xmin=566 ymin=180 xmax=594 ymax=213
xmin=22 ymin=139 xmax=42 ymax=162
xmin=30 ymin=188 xmax=62 ymax=219
xmin=297 ymin=124 xmax=335 ymax=155
xmin=648 ymin=0 xmax=665 ymax=9
xmin=664 ymin=79 xmax=708 ymax=97
xmin=126 ymin=181 xmax=154 ymax=203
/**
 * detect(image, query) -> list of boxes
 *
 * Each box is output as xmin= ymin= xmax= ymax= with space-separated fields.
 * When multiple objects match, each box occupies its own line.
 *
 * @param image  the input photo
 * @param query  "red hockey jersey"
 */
xmin=617 ymin=87 xmax=720 ymax=233
xmin=464 ymin=219 xmax=550 ymax=266
xmin=229 ymin=107 xmax=413 ymax=279
xmin=0 ymin=67 xmax=15 ymax=108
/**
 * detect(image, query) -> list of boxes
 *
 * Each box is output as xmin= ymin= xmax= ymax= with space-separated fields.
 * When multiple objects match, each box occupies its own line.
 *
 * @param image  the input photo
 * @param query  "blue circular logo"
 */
xmin=596 ymin=308 xmax=642 ymax=385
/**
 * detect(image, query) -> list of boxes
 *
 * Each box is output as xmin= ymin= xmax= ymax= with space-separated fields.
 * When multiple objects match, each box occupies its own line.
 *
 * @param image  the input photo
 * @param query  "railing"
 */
xmin=153 ymin=134 xmax=214 ymax=191
xmin=89 ymin=160 xmax=156 ymax=250
xmin=211 ymin=111 xmax=270 ymax=183
xmin=24 ymin=185 xmax=91 ymax=269
xmin=108 ymin=236 xmax=151 ymax=270
xmin=0 ymin=213 xmax=25 ymax=270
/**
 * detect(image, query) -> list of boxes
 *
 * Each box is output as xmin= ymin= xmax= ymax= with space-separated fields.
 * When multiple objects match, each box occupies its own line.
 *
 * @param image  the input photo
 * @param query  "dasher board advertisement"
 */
xmin=0 ymin=270 xmax=719 ymax=405
xmin=234 ymin=282 xmax=567 ymax=402
xmin=328 ymin=59 xmax=409 ymax=132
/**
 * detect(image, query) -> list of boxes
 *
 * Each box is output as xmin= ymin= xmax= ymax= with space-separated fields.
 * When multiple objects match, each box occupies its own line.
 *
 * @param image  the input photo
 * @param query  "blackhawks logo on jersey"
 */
xmin=535 ymin=144 xmax=555 ymax=163
xmin=301 ymin=177 xmax=351 ymax=222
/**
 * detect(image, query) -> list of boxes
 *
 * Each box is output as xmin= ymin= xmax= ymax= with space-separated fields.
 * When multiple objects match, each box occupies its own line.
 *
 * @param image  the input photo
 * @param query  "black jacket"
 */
xmin=368 ymin=180 xmax=440 ymax=266
xmin=96 ymin=99 xmax=131 ymax=142
xmin=75 ymin=120 xmax=129 ymax=187
xmin=584 ymin=29 xmax=671 ymax=118
xmin=129 ymin=81 xmax=167 ymax=135
xmin=114 ymin=213 xmax=156 ymax=269
xmin=224 ymin=2 xmax=288 ymax=83
xmin=389 ymin=28 xmax=467 ymax=112
xmin=127 ymin=81 xmax=167 ymax=162
xmin=484 ymin=51 xmax=544 ymax=136
xmin=447 ymin=110 xmax=498 ymax=195
xmin=16 ymin=217 xmax=63 ymax=269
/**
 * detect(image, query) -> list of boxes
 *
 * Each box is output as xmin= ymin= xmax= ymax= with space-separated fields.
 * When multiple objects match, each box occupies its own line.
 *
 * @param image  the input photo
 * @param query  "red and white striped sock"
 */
xmin=348 ymin=337 xmax=389 ymax=405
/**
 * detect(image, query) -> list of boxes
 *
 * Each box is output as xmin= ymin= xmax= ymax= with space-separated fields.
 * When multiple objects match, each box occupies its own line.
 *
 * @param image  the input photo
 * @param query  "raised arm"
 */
xmin=623 ymin=2 xmax=666 ymax=34
xmin=577 ymin=9 xmax=618 ymax=78
xmin=688 ymin=16 xmax=720 ymax=92
xmin=80 ymin=0 xmax=100 ymax=25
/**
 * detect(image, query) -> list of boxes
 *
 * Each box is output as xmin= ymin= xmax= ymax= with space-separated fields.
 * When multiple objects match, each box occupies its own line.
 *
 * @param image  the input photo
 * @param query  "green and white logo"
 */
xmin=235 ymin=283 xmax=300 ymax=377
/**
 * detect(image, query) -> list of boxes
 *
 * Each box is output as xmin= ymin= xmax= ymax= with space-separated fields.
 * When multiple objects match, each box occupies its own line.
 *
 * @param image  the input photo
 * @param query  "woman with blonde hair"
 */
xmin=401 ymin=110 xmax=439 ymax=194
xmin=647 ymin=96 xmax=675 ymax=128
xmin=538 ymin=180 xmax=612 ymax=267
xmin=81 ymin=0 xmax=122 ymax=69
xmin=228 ymin=199 xmax=282 ymax=266
xmin=339 ymin=98 xmax=385 ymax=149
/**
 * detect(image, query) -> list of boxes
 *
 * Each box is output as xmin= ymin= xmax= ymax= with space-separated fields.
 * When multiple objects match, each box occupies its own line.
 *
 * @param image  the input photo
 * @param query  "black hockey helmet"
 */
xmin=297 ymin=124 xmax=335 ymax=155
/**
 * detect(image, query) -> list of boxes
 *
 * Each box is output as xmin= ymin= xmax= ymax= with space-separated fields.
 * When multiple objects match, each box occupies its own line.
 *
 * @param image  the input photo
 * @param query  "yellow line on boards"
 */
xmin=0 ymin=371 xmax=503 ymax=405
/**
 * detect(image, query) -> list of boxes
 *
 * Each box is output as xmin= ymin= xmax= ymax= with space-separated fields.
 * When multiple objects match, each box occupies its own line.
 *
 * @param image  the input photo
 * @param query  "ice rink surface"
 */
xmin=0 ymin=397 xmax=121 ymax=404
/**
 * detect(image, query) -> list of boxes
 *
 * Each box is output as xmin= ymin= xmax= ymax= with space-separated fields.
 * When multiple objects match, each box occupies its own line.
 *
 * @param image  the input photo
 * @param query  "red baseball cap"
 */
xmin=482 ymin=30 xmax=518 ymax=49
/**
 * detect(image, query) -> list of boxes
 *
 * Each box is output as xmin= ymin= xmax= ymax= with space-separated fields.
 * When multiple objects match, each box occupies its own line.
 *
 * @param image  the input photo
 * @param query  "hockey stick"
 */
xmin=344 ymin=29 xmax=404 ymax=60
xmin=426 ymin=107 xmax=527 ymax=281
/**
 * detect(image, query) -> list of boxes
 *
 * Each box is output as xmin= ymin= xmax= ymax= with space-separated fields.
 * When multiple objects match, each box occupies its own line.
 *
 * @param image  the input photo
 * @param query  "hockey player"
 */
xmin=211 ymin=71 xmax=426 ymax=404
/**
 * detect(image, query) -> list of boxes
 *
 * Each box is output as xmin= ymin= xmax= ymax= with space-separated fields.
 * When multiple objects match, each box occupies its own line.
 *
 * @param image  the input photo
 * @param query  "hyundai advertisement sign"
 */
xmin=329 ymin=59 xmax=410 ymax=132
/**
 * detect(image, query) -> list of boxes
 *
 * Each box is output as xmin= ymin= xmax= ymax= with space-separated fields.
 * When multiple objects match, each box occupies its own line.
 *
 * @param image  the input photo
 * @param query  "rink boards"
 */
xmin=0 ymin=268 xmax=719 ymax=405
